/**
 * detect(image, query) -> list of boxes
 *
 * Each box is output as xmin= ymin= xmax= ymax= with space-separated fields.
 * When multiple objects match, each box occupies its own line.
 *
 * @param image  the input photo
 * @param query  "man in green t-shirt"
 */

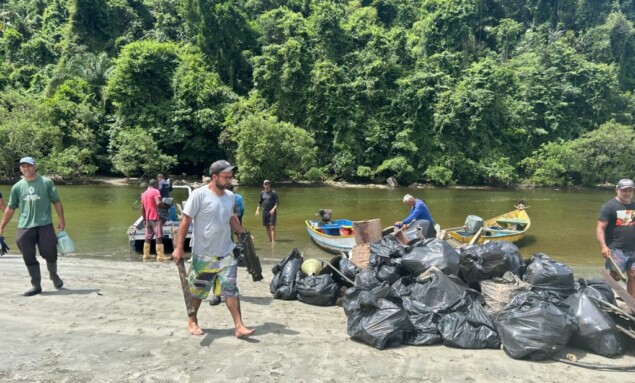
xmin=0 ymin=157 xmax=66 ymax=296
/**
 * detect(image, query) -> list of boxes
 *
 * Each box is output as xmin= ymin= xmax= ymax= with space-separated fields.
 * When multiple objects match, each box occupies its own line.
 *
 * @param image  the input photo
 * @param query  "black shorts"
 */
xmin=262 ymin=211 xmax=277 ymax=226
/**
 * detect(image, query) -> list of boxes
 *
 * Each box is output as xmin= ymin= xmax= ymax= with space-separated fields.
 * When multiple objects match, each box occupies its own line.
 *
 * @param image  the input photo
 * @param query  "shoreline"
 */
xmin=1 ymin=175 xmax=617 ymax=191
xmin=0 ymin=255 xmax=633 ymax=382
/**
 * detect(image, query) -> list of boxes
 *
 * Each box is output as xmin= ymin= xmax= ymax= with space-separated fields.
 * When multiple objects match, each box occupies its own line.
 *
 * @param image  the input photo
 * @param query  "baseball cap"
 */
xmin=616 ymin=179 xmax=635 ymax=189
xmin=263 ymin=179 xmax=271 ymax=184
xmin=19 ymin=156 xmax=36 ymax=165
xmin=209 ymin=160 xmax=236 ymax=175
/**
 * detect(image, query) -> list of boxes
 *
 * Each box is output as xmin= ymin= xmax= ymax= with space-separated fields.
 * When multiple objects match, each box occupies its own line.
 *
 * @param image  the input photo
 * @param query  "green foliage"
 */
xmin=0 ymin=0 xmax=634 ymax=186
xmin=0 ymin=90 xmax=61 ymax=178
xmin=569 ymin=121 xmax=635 ymax=186
xmin=171 ymin=47 xmax=238 ymax=169
xmin=110 ymin=127 xmax=177 ymax=177
xmin=106 ymin=40 xmax=179 ymax=140
xmin=424 ymin=165 xmax=453 ymax=186
xmin=43 ymin=146 xmax=98 ymax=179
xmin=521 ymin=140 xmax=577 ymax=187
xmin=229 ymin=113 xmax=317 ymax=184
xmin=375 ymin=156 xmax=415 ymax=183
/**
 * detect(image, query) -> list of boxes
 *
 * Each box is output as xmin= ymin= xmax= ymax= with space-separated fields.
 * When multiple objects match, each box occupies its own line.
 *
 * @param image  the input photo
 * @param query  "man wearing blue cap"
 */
xmin=0 ymin=156 xmax=66 ymax=296
xmin=597 ymin=178 xmax=635 ymax=297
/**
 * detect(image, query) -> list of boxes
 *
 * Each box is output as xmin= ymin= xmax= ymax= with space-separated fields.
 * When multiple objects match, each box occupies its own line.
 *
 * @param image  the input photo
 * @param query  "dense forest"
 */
xmin=0 ymin=0 xmax=634 ymax=186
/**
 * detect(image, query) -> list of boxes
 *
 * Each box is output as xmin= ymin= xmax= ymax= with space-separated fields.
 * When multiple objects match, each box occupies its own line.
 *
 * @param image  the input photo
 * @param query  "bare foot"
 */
xmin=188 ymin=320 xmax=204 ymax=336
xmin=235 ymin=326 xmax=255 ymax=338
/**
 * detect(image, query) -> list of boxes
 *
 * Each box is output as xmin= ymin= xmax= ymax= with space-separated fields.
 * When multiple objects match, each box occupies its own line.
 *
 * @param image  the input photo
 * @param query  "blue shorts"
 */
xmin=188 ymin=255 xmax=239 ymax=300
xmin=605 ymin=248 xmax=635 ymax=272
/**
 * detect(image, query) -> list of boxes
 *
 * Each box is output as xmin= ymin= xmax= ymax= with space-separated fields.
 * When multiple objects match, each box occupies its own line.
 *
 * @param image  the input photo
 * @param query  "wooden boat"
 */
xmin=444 ymin=208 xmax=530 ymax=247
xmin=305 ymin=219 xmax=356 ymax=253
xmin=127 ymin=185 xmax=193 ymax=253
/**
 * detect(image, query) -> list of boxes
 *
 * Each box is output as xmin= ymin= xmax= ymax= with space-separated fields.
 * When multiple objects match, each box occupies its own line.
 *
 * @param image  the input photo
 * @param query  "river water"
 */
xmin=0 ymin=184 xmax=615 ymax=271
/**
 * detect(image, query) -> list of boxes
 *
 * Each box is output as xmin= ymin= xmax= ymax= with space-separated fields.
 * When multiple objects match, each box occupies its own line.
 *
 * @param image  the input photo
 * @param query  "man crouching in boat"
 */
xmin=171 ymin=160 xmax=255 ymax=337
xmin=395 ymin=194 xmax=437 ymax=238
xmin=597 ymin=178 xmax=635 ymax=297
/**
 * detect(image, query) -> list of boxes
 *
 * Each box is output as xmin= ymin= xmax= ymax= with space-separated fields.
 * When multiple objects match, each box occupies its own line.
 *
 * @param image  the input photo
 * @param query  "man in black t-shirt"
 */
xmin=597 ymin=178 xmax=635 ymax=297
xmin=255 ymin=180 xmax=278 ymax=243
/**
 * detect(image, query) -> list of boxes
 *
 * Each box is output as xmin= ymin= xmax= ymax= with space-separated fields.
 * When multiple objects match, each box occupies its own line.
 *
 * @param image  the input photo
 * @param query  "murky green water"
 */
xmin=0 ymin=184 xmax=614 ymax=270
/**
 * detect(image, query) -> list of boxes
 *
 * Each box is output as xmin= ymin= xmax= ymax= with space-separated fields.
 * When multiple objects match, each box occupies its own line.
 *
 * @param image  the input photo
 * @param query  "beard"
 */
xmin=215 ymin=179 xmax=229 ymax=190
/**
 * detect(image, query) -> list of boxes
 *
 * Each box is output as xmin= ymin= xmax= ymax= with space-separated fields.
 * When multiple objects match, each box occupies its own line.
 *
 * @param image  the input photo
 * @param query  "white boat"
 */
xmin=127 ymin=185 xmax=193 ymax=253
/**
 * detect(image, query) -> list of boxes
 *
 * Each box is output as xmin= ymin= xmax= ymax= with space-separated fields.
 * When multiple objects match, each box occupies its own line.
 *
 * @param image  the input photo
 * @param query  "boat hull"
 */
xmin=305 ymin=219 xmax=356 ymax=253
xmin=445 ymin=209 xmax=530 ymax=246
xmin=127 ymin=216 xmax=192 ymax=254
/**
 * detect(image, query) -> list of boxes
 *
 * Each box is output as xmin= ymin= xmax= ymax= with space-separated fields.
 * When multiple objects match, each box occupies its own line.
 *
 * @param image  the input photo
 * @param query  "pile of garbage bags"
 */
xmin=270 ymin=248 xmax=359 ymax=306
xmin=339 ymin=236 xmax=627 ymax=360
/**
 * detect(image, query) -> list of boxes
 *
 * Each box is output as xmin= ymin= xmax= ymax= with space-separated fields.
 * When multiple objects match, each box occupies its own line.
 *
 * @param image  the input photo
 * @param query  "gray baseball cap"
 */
xmin=19 ymin=156 xmax=36 ymax=165
xmin=209 ymin=160 xmax=236 ymax=175
xmin=616 ymin=179 xmax=635 ymax=189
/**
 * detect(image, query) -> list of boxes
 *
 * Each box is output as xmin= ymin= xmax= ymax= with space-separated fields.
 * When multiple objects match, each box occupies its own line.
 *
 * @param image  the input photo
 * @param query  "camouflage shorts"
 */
xmin=188 ymin=254 xmax=238 ymax=301
xmin=605 ymin=248 xmax=635 ymax=273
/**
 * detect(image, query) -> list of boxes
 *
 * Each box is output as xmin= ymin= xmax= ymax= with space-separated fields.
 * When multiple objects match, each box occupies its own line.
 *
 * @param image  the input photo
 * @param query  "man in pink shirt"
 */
xmin=141 ymin=179 xmax=170 ymax=261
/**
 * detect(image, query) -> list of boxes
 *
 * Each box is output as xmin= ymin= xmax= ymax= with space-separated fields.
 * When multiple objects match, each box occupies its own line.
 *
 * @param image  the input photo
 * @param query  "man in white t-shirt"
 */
xmin=172 ymin=160 xmax=255 ymax=337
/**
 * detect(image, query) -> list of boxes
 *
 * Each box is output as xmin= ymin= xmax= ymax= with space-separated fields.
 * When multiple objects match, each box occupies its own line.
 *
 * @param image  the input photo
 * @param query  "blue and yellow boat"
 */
xmin=305 ymin=219 xmax=356 ymax=253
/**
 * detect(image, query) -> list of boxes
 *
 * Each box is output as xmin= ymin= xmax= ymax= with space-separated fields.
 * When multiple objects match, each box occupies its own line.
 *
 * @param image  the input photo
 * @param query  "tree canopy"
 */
xmin=0 ymin=0 xmax=633 ymax=186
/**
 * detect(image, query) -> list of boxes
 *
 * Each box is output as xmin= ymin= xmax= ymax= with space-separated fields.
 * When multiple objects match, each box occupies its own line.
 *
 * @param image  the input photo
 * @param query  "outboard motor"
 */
xmin=318 ymin=209 xmax=332 ymax=223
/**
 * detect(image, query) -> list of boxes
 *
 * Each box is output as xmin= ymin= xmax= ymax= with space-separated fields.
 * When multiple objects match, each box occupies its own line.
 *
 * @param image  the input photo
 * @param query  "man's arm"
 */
xmin=0 ymin=207 xmax=15 ymax=236
xmin=270 ymin=191 xmax=278 ymax=213
xmin=172 ymin=214 xmax=192 ymax=263
xmin=53 ymin=201 xmax=65 ymax=231
xmin=230 ymin=215 xmax=245 ymax=235
xmin=155 ymin=196 xmax=168 ymax=209
xmin=596 ymin=220 xmax=610 ymax=258
xmin=0 ymin=198 xmax=6 ymax=213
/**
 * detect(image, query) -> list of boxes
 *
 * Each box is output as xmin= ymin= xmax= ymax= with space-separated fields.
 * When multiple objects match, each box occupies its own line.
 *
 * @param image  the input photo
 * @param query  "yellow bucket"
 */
xmin=301 ymin=259 xmax=323 ymax=276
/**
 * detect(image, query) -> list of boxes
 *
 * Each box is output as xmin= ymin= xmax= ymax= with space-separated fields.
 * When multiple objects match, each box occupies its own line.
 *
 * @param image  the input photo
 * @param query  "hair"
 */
xmin=403 ymin=194 xmax=414 ymax=203
xmin=157 ymin=173 xmax=164 ymax=179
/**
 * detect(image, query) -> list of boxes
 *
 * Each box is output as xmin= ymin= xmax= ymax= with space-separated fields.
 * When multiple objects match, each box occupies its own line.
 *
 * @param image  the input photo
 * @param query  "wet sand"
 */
xmin=0 ymin=255 xmax=633 ymax=382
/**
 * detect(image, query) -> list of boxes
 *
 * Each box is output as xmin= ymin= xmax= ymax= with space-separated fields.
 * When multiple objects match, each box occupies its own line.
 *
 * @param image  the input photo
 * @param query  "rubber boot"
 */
xmin=46 ymin=261 xmax=64 ymax=289
xmin=143 ymin=243 xmax=152 ymax=261
xmin=24 ymin=264 xmax=42 ymax=296
xmin=156 ymin=243 xmax=171 ymax=261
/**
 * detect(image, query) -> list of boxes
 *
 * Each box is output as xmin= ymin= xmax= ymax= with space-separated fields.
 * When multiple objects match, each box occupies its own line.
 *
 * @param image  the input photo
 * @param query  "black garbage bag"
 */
xmin=376 ymin=264 xmax=403 ymax=284
xmin=523 ymin=253 xmax=575 ymax=299
xmin=563 ymin=292 xmax=624 ymax=357
xmin=459 ymin=241 xmax=523 ymax=286
xmin=297 ymin=274 xmax=340 ymax=306
xmin=438 ymin=301 xmax=501 ymax=349
xmin=403 ymin=309 xmax=442 ymax=346
xmin=343 ymin=285 xmax=412 ymax=350
xmin=369 ymin=235 xmax=406 ymax=265
xmin=407 ymin=270 xmax=470 ymax=314
xmin=270 ymin=248 xmax=303 ymax=300
xmin=575 ymin=278 xmax=616 ymax=305
xmin=400 ymin=239 xmax=460 ymax=276
xmin=391 ymin=276 xmax=415 ymax=298
xmin=233 ymin=243 xmax=246 ymax=267
xmin=495 ymin=292 xmax=577 ymax=360
xmin=355 ymin=268 xmax=382 ymax=290
xmin=337 ymin=257 xmax=361 ymax=287
xmin=401 ymin=270 xmax=478 ymax=346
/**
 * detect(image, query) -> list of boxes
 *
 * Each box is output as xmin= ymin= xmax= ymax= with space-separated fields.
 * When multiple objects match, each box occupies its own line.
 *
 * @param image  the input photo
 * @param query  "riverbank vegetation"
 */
xmin=0 ymin=0 xmax=634 ymax=187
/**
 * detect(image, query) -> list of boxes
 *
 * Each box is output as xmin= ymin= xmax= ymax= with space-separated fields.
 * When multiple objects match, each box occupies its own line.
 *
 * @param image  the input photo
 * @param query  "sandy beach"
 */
xmin=1 ymin=255 xmax=633 ymax=383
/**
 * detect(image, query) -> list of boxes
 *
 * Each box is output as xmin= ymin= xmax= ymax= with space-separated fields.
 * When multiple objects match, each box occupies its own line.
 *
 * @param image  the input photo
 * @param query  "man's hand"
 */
xmin=601 ymin=246 xmax=611 ymax=259
xmin=0 ymin=236 xmax=9 ymax=255
xmin=172 ymin=247 xmax=184 ymax=264
xmin=57 ymin=218 xmax=65 ymax=231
